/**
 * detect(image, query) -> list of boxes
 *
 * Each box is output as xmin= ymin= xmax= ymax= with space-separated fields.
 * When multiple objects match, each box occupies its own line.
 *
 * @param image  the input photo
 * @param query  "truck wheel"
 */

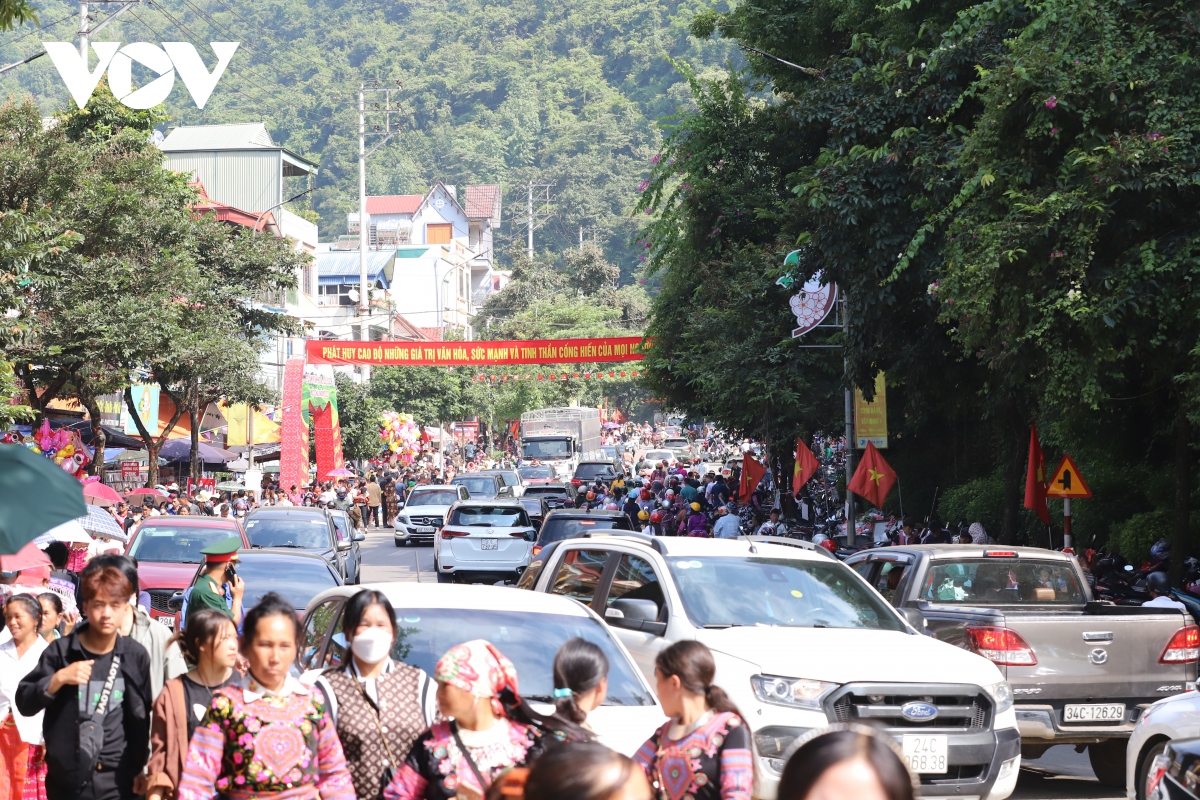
xmin=1088 ymin=739 xmax=1128 ymax=787
xmin=1135 ymin=740 xmax=1168 ymax=800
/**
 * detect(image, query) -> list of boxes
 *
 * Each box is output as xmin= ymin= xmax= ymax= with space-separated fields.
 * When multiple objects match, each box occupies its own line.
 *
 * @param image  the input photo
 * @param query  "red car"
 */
xmin=124 ymin=517 xmax=249 ymax=629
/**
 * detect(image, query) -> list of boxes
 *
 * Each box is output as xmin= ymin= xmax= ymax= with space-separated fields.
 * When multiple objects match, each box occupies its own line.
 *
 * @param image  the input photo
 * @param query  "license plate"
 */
xmin=902 ymin=735 xmax=948 ymax=774
xmin=156 ymin=615 xmax=175 ymax=629
xmin=481 ymin=538 xmax=498 ymax=550
xmin=1064 ymin=703 xmax=1125 ymax=722
xmin=416 ymin=526 xmax=435 ymax=533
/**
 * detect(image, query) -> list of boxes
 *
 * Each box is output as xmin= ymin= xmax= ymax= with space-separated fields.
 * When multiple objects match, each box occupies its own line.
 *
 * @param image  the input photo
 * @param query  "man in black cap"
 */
xmin=184 ymin=537 xmax=245 ymax=629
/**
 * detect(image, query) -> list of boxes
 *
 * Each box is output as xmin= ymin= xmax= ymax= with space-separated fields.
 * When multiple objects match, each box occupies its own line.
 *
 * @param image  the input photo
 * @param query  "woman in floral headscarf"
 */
xmin=383 ymin=640 xmax=584 ymax=800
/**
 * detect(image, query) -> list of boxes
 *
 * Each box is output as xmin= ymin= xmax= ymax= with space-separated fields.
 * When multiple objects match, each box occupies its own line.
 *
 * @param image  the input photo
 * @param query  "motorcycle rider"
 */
xmin=713 ymin=505 xmax=740 ymax=539
xmin=1143 ymin=571 xmax=1187 ymax=611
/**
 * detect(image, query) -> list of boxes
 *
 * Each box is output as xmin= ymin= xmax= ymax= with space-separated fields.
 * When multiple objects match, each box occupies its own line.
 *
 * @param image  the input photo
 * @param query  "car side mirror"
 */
xmin=167 ymin=590 xmax=185 ymax=612
xmin=524 ymin=529 xmax=537 ymax=542
xmin=351 ymin=532 xmax=366 ymax=542
xmin=397 ymin=501 xmax=405 ymax=509
xmin=605 ymin=598 xmax=665 ymax=634
xmin=902 ymin=607 xmax=928 ymax=633
xmin=337 ymin=540 xmax=353 ymax=550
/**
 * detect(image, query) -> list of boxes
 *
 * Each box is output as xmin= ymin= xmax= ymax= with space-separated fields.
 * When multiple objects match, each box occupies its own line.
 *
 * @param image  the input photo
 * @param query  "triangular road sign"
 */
xmin=1045 ymin=454 xmax=1092 ymax=499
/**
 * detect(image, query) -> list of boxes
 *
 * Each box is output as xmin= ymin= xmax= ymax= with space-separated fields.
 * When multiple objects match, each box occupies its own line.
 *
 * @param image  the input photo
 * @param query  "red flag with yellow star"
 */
xmin=793 ymin=438 xmax=820 ymax=496
xmin=847 ymin=441 xmax=896 ymax=508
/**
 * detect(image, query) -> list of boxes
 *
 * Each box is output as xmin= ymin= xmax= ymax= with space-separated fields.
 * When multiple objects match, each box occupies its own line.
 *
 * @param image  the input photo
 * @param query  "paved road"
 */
xmin=357 ymin=523 xmax=1124 ymax=800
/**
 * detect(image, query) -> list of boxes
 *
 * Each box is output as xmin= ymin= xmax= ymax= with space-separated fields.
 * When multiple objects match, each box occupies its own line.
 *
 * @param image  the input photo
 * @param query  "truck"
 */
xmin=845 ymin=544 xmax=1199 ymax=788
xmin=518 ymin=407 xmax=601 ymax=480
xmin=520 ymin=534 xmax=1024 ymax=800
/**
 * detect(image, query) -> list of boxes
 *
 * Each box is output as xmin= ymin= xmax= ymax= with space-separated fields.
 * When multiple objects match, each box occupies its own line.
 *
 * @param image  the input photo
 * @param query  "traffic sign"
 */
xmin=1045 ymin=454 xmax=1092 ymax=499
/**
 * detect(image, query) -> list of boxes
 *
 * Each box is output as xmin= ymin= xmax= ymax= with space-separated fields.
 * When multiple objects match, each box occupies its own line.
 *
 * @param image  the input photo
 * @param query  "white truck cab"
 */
xmin=520 ymin=535 xmax=1021 ymax=800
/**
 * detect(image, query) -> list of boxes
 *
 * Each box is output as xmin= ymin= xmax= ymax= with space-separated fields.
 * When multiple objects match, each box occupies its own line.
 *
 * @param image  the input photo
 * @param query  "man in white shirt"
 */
xmin=1143 ymin=571 xmax=1188 ymax=611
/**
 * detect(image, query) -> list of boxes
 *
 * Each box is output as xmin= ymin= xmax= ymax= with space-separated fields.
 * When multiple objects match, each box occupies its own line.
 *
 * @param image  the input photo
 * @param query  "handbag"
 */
xmin=352 ymin=675 xmax=400 ymax=794
xmin=78 ymin=654 xmax=122 ymax=775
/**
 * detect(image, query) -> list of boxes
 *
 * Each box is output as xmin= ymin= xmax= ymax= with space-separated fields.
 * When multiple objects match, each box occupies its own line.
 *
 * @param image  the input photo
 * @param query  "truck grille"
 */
xmin=919 ymin=765 xmax=987 ymax=785
xmin=147 ymin=589 xmax=176 ymax=614
xmin=827 ymin=684 xmax=991 ymax=731
xmin=407 ymin=516 xmax=444 ymax=528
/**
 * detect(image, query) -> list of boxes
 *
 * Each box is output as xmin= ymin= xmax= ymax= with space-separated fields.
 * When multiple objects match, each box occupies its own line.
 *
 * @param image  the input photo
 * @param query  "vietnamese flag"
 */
xmin=1024 ymin=423 xmax=1050 ymax=523
xmin=847 ymin=442 xmax=896 ymax=508
xmin=793 ymin=439 xmax=820 ymax=495
xmin=740 ymin=454 xmax=767 ymax=498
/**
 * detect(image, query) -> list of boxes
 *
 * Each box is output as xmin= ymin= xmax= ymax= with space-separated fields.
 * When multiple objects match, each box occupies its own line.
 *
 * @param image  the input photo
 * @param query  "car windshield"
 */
xmin=520 ymin=500 xmax=544 ymax=517
xmin=645 ymin=452 xmax=672 ymax=462
xmin=234 ymin=557 xmax=339 ymax=610
xmin=326 ymin=609 xmax=652 ymax=707
xmin=453 ymin=477 xmax=498 ymax=497
xmin=538 ymin=516 xmax=629 ymax=544
xmin=518 ymin=466 xmax=553 ymax=480
xmin=575 ymin=464 xmax=617 ymax=480
xmin=600 ymin=447 xmax=617 ymax=458
xmin=408 ymin=491 xmax=459 ymax=507
xmin=920 ymin=559 xmax=1086 ymax=605
xmin=127 ymin=525 xmax=237 ymax=564
xmin=522 ymin=440 xmax=571 ymax=459
xmin=668 ymin=556 xmax=906 ymax=631
xmin=244 ymin=517 xmax=331 ymax=550
xmin=449 ymin=506 xmax=530 ymax=527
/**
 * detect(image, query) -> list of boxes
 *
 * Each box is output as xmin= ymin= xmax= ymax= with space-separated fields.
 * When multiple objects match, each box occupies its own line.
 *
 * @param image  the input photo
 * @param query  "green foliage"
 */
xmin=937 ymin=471 xmax=1006 ymax=536
xmin=0 ymin=0 xmax=35 ymax=33
xmin=334 ymin=373 xmax=382 ymax=461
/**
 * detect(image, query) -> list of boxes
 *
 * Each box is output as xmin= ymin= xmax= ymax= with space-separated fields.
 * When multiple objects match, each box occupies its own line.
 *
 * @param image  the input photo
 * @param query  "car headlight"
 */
xmin=751 ymin=675 xmax=838 ymax=710
xmin=395 ymin=516 xmax=408 ymax=526
xmin=754 ymin=726 xmax=812 ymax=774
xmin=984 ymin=680 xmax=1013 ymax=714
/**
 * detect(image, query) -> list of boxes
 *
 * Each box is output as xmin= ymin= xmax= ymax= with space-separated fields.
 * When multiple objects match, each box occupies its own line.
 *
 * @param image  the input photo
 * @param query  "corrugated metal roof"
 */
xmin=394 ymin=247 xmax=431 ymax=259
xmin=315 ymin=250 xmax=396 ymax=285
xmin=367 ymin=195 xmax=423 ymax=215
xmin=464 ymin=184 xmax=502 ymax=222
xmin=161 ymin=123 xmax=275 ymax=151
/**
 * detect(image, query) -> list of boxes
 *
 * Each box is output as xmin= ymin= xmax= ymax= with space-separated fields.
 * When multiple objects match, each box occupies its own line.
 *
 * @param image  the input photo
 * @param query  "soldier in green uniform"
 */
xmin=184 ymin=536 xmax=245 ymax=630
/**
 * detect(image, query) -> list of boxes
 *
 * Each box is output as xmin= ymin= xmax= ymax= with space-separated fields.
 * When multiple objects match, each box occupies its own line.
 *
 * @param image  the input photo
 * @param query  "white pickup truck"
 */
xmin=518 ymin=534 xmax=1021 ymax=800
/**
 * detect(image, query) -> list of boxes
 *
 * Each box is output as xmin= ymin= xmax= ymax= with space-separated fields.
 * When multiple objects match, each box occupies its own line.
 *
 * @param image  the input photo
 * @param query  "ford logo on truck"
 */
xmin=900 ymin=701 xmax=939 ymax=722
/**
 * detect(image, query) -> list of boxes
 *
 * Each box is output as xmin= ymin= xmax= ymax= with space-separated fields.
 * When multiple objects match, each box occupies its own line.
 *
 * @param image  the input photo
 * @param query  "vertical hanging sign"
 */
xmin=853 ymin=372 xmax=888 ymax=449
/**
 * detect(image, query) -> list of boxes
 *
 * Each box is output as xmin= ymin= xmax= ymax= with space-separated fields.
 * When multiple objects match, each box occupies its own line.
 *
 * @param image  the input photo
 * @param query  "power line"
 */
xmin=0 ymin=12 xmax=77 ymax=45
xmin=173 ymin=0 xmax=312 ymax=84
xmin=201 ymin=0 xmax=318 ymax=79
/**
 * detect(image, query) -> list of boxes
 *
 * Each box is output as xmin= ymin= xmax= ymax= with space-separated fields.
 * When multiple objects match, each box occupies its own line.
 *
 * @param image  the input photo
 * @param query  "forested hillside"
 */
xmin=0 ymin=0 xmax=736 ymax=273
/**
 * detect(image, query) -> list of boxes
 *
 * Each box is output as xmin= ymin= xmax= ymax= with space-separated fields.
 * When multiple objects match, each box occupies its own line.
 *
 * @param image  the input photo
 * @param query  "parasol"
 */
xmin=76 ymin=505 xmax=128 ymax=541
xmin=326 ymin=468 xmax=355 ymax=477
xmin=83 ymin=481 xmax=124 ymax=506
xmin=215 ymin=481 xmax=246 ymax=492
xmin=0 ymin=541 xmax=52 ymax=572
xmin=33 ymin=519 xmax=94 ymax=546
xmin=0 ymin=445 xmax=87 ymax=555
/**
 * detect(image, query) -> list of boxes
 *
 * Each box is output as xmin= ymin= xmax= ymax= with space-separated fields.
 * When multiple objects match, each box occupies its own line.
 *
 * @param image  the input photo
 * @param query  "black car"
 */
xmin=519 ymin=497 xmax=550 ymax=534
xmin=170 ymin=549 xmax=343 ymax=620
xmin=531 ymin=509 xmax=633 ymax=556
xmin=243 ymin=507 xmax=363 ymax=585
xmin=451 ymin=473 xmax=515 ymax=499
xmin=522 ymin=482 xmax=577 ymax=509
xmin=571 ymin=460 xmax=623 ymax=489
xmin=1148 ymin=736 xmax=1200 ymax=799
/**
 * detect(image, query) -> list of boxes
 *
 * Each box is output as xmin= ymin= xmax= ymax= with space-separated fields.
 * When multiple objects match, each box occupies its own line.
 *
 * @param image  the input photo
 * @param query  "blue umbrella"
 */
xmin=0 ymin=445 xmax=87 ymax=554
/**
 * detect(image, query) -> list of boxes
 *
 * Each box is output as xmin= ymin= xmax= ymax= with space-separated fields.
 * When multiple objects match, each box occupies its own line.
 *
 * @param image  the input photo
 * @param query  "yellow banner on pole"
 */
xmin=854 ymin=372 xmax=888 ymax=449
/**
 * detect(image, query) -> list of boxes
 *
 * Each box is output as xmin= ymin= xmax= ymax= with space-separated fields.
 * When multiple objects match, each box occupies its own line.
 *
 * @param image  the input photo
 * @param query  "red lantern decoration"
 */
xmin=538 ymin=374 xmax=544 ymax=380
xmin=609 ymin=371 xmax=615 ymax=377
xmin=620 ymin=371 xmax=626 ymax=377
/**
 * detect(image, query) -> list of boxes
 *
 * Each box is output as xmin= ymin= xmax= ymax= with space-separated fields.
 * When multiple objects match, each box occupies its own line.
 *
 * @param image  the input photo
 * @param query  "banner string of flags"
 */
xmin=473 ymin=370 xmax=641 ymax=382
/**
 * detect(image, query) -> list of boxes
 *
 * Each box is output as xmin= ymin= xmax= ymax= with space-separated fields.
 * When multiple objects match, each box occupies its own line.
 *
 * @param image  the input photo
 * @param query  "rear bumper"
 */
xmin=1015 ymin=702 xmax=1150 ymax=742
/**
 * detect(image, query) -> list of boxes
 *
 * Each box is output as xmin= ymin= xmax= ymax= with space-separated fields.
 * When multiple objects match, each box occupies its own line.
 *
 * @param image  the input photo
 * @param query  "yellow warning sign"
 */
xmin=1045 ymin=454 xmax=1093 ymax=499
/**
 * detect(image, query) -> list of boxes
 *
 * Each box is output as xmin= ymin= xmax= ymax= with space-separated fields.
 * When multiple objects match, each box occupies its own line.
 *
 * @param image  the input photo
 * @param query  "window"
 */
xmin=606 ymin=554 xmax=665 ymax=620
xmin=426 ymin=223 xmax=452 ymax=244
xmin=302 ymin=599 xmax=342 ymax=669
xmin=301 ymin=263 xmax=313 ymax=295
xmin=920 ymin=559 xmax=1085 ymax=605
xmin=550 ymin=549 xmax=612 ymax=605
xmin=469 ymin=221 xmax=483 ymax=249
xmin=874 ymin=561 xmax=910 ymax=603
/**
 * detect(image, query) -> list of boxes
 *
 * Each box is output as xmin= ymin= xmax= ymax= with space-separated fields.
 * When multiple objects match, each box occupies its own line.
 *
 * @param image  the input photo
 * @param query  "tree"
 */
xmin=334 ymin=373 xmax=383 ymax=461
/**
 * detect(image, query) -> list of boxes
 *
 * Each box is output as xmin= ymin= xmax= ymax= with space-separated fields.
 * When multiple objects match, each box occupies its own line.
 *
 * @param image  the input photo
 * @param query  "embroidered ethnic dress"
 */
xmin=383 ymin=719 xmax=549 ymax=800
xmin=176 ymin=675 xmax=355 ymax=800
xmin=634 ymin=712 xmax=753 ymax=800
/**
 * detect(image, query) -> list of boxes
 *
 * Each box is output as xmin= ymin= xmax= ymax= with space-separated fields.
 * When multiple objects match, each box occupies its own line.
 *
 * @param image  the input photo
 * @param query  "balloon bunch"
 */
xmin=379 ymin=411 xmax=421 ymax=464
xmin=30 ymin=419 xmax=92 ymax=480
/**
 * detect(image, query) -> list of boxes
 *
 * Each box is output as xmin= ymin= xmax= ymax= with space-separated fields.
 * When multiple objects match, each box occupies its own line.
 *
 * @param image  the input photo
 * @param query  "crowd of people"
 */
xmin=0 ymin=571 xmax=913 ymax=800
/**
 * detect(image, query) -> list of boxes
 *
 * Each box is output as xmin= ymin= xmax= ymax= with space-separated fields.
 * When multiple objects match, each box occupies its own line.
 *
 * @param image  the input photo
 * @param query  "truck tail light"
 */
xmin=1160 ymin=625 xmax=1200 ymax=664
xmin=964 ymin=625 xmax=1038 ymax=666
xmin=571 ymin=478 xmax=583 ymax=487
xmin=441 ymin=530 xmax=469 ymax=539
xmin=983 ymin=550 xmax=1018 ymax=558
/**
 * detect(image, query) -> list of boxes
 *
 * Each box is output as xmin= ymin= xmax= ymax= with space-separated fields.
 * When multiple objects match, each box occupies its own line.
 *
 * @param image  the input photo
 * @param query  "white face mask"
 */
xmin=351 ymin=627 xmax=393 ymax=665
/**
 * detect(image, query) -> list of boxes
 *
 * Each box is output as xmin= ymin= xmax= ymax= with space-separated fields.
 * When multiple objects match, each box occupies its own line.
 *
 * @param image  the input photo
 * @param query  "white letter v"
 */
xmin=163 ymin=43 xmax=239 ymax=109
xmin=43 ymin=42 xmax=120 ymax=108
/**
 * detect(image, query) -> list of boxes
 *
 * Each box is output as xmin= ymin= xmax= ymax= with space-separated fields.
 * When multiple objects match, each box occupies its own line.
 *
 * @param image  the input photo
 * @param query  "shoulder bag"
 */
xmin=78 ymin=654 xmax=122 ymax=774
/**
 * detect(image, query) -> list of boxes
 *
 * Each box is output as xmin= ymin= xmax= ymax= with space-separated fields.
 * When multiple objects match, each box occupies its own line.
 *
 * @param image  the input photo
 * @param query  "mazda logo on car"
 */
xmin=900 ymin=701 xmax=939 ymax=722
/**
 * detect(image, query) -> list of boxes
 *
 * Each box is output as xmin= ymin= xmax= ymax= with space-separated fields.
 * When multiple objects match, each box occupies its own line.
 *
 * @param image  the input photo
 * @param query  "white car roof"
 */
xmin=606 ymin=536 xmax=832 ymax=562
xmin=305 ymin=582 xmax=593 ymax=616
xmin=409 ymin=485 xmax=460 ymax=492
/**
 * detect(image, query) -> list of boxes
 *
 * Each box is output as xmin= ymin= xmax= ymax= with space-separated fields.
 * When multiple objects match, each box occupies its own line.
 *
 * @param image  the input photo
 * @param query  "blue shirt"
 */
xmin=713 ymin=515 xmax=741 ymax=539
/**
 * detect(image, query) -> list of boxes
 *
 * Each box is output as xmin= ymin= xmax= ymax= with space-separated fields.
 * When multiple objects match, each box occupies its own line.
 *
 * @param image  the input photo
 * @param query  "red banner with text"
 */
xmin=305 ymin=337 xmax=647 ymax=366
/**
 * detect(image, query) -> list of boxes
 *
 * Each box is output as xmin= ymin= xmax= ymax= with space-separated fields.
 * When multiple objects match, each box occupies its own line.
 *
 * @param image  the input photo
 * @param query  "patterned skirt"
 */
xmin=0 ymin=715 xmax=46 ymax=800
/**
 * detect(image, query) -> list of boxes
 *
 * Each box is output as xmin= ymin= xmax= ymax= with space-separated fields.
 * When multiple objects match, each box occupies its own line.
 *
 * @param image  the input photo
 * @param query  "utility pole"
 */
xmin=527 ymin=183 xmax=534 ymax=260
xmin=513 ymin=182 xmax=553 ymax=260
xmin=843 ymin=290 xmax=856 ymax=547
xmin=78 ymin=0 xmax=88 ymax=57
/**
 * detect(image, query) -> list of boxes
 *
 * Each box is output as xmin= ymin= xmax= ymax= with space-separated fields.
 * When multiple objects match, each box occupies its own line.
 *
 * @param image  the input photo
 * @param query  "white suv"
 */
xmin=394 ymin=484 xmax=469 ymax=546
xmin=434 ymin=500 xmax=537 ymax=584
xmin=520 ymin=535 xmax=1020 ymax=800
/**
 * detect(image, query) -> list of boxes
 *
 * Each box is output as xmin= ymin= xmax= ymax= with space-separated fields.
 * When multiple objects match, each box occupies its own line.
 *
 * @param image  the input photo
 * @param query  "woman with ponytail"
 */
xmin=384 ymin=639 xmax=584 ymax=800
xmin=634 ymin=641 xmax=752 ymax=800
xmin=550 ymin=638 xmax=607 ymax=732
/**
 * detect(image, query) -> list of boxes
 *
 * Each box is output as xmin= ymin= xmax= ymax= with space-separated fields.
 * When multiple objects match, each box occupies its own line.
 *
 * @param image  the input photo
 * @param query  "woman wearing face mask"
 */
xmin=315 ymin=590 xmax=435 ymax=800
xmin=140 ymin=610 xmax=239 ymax=800
xmin=384 ymin=639 xmax=584 ymax=800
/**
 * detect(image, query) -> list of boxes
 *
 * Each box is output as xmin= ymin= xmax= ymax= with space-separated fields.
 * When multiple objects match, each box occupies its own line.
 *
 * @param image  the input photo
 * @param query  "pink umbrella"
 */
xmin=83 ymin=482 xmax=123 ymax=506
xmin=126 ymin=487 xmax=165 ymax=497
xmin=326 ymin=468 xmax=355 ymax=477
xmin=0 ymin=542 xmax=51 ymax=573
